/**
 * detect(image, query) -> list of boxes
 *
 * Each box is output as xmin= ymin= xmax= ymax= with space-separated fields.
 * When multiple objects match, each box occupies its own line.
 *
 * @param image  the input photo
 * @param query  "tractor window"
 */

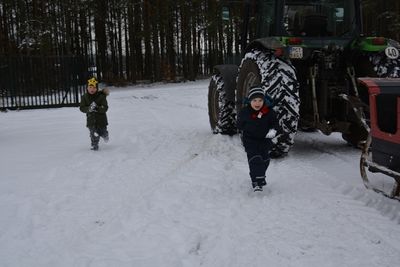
xmin=255 ymin=1 xmax=276 ymax=38
xmin=283 ymin=0 xmax=356 ymax=37
xmin=376 ymin=95 xmax=397 ymax=134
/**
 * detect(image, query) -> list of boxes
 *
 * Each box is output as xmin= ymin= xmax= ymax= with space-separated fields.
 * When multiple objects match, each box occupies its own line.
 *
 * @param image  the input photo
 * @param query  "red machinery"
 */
xmin=358 ymin=78 xmax=400 ymax=198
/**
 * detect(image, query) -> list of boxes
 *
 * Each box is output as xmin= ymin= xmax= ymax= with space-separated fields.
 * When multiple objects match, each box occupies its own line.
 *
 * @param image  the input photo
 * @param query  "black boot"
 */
xmin=90 ymin=129 xmax=100 ymax=150
xmin=91 ymin=144 xmax=99 ymax=151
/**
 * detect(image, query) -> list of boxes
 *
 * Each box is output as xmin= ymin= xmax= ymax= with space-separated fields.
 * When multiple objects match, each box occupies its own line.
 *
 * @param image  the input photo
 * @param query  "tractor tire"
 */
xmin=236 ymin=49 xmax=300 ymax=157
xmin=208 ymin=74 xmax=237 ymax=135
xmin=369 ymin=52 xmax=400 ymax=78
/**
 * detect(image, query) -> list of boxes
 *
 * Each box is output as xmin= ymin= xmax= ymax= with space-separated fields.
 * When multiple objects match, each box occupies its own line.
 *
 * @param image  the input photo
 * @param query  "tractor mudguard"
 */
xmin=244 ymin=37 xmax=283 ymax=55
xmin=352 ymin=37 xmax=400 ymax=52
xmin=213 ymin=65 xmax=238 ymax=101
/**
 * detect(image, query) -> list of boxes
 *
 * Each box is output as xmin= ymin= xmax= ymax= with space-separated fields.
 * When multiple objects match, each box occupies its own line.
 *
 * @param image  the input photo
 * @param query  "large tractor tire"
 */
xmin=236 ymin=49 xmax=300 ymax=157
xmin=208 ymin=74 xmax=237 ymax=135
xmin=369 ymin=52 xmax=400 ymax=78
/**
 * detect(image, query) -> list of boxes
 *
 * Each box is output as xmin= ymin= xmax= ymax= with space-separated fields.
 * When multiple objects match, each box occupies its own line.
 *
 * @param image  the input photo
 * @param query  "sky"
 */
xmin=1 ymin=79 xmax=400 ymax=267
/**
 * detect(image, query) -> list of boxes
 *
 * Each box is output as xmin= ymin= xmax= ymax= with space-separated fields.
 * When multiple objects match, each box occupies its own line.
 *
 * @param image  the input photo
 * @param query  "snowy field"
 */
xmin=1 ymin=79 xmax=400 ymax=267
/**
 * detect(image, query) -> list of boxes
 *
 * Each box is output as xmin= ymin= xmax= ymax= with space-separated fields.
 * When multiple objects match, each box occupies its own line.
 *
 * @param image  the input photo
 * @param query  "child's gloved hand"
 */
xmin=88 ymin=102 xmax=97 ymax=112
xmin=265 ymin=129 xmax=277 ymax=139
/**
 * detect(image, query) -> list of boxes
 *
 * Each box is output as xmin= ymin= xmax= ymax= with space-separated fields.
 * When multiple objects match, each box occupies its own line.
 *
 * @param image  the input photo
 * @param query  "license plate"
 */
xmin=289 ymin=47 xmax=303 ymax=59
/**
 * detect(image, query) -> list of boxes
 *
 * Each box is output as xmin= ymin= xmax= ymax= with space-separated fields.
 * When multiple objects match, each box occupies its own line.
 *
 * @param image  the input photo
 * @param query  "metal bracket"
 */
xmin=310 ymin=64 xmax=320 ymax=126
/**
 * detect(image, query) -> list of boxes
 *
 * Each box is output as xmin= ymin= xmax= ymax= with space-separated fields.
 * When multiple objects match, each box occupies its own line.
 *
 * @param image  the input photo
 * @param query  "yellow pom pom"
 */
xmin=87 ymin=77 xmax=98 ymax=87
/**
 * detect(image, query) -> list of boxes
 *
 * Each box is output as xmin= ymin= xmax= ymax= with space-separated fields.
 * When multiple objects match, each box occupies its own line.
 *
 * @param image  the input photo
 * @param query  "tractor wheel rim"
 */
xmin=243 ymin=72 xmax=258 ymax=102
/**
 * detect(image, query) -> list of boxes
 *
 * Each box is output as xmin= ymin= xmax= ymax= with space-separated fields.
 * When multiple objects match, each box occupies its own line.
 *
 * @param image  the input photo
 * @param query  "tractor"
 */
xmin=208 ymin=0 xmax=400 ymax=158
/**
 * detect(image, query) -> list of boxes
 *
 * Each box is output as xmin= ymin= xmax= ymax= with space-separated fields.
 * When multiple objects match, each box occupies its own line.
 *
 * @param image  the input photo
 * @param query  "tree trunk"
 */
xmin=94 ymin=0 xmax=108 ymax=80
xmin=152 ymin=1 xmax=161 ymax=81
xmin=143 ymin=0 xmax=153 ymax=81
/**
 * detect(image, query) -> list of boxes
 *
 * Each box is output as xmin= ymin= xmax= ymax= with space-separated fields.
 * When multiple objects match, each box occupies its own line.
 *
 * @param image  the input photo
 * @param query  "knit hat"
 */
xmin=247 ymin=86 xmax=265 ymax=101
xmin=87 ymin=77 xmax=98 ymax=87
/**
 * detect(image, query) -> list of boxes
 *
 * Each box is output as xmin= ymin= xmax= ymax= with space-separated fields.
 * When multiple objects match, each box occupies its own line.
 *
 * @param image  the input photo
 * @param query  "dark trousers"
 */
xmin=89 ymin=127 xmax=108 ymax=147
xmin=244 ymin=139 xmax=271 ymax=187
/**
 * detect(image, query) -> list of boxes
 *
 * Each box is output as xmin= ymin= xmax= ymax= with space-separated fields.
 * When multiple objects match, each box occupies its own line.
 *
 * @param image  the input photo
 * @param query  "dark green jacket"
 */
xmin=79 ymin=90 xmax=108 ymax=128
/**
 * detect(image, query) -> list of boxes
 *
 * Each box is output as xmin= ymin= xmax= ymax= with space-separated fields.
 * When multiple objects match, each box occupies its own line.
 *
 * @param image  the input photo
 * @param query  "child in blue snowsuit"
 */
xmin=237 ymin=86 xmax=278 ymax=192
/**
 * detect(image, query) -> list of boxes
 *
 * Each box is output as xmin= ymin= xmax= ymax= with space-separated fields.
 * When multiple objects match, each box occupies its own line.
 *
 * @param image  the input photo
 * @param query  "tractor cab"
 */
xmin=252 ymin=0 xmax=361 ymax=39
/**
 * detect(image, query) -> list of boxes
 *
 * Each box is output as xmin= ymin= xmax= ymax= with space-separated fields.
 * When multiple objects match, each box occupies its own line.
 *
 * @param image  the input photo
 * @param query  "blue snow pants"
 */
xmin=244 ymin=139 xmax=271 ymax=188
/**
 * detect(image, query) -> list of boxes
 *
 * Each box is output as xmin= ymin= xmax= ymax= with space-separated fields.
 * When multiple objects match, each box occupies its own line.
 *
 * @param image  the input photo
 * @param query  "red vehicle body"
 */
xmin=359 ymin=78 xmax=400 ymax=198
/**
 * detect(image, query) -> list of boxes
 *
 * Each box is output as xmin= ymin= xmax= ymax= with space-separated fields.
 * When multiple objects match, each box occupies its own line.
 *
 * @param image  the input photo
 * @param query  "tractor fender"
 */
xmin=213 ymin=65 xmax=238 ymax=101
xmin=352 ymin=37 xmax=400 ymax=53
xmin=244 ymin=37 xmax=284 ymax=54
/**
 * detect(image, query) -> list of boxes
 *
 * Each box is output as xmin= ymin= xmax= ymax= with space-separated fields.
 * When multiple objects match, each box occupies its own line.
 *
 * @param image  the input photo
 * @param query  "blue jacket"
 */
xmin=237 ymin=105 xmax=278 ymax=142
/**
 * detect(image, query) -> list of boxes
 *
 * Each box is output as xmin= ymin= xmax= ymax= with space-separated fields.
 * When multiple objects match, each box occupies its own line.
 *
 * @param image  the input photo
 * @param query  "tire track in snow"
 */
xmin=284 ymin=141 xmax=400 ymax=252
xmin=293 ymin=131 xmax=400 ymax=224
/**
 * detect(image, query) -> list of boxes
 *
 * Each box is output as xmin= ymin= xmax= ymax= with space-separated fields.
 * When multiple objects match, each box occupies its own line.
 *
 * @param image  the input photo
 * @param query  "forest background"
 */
xmin=1 ymin=0 xmax=400 ymax=85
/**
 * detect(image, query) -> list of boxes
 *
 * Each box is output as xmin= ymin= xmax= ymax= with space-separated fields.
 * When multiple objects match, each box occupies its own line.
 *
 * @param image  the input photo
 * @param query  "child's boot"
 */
xmin=253 ymin=185 xmax=263 ymax=192
xmin=252 ymin=182 xmax=263 ymax=192
xmin=90 ymin=129 xmax=100 ymax=150
xmin=91 ymin=144 xmax=99 ymax=151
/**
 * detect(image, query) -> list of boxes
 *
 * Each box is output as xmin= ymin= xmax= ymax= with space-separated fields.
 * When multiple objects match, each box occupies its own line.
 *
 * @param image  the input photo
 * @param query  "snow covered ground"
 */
xmin=1 ymin=79 xmax=400 ymax=267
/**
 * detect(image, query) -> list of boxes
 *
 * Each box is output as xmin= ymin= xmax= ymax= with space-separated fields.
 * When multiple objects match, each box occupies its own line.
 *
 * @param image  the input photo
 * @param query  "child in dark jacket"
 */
xmin=80 ymin=77 xmax=110 ymax=151
xmin=237 ymin=86 xmax=278 ymax=192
